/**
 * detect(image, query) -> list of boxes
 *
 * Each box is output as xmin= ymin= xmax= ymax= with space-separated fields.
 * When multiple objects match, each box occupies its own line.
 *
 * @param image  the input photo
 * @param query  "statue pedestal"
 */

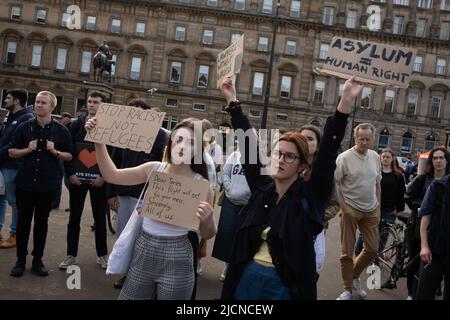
xmin=83 ymin=81 xmax=114 ymax=102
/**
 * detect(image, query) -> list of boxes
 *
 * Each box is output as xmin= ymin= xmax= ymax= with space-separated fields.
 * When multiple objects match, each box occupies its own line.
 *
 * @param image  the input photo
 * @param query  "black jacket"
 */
xmin=221 ymin=106 xmax=348 ymax=300
xmin=104 ymin=127 xmax=170 ymax=199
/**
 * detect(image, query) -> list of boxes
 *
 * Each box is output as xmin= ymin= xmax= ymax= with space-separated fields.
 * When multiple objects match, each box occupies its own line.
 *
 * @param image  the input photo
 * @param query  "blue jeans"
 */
xmin=0 ymin=169 xmax=18 ymax=235
xmin=116 ymin=196 xmax=141 ymax=238
xmin=234 ymin=261 xmax=291 ymax=300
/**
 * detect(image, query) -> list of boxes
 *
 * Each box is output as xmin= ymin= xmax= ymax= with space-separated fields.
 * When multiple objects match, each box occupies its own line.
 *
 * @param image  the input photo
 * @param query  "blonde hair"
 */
xmin=37 ymin=91 xmax=57 ymax=109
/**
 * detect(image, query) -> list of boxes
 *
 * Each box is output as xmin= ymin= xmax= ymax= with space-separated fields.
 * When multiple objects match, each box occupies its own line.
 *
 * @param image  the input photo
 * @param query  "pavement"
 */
xmin=0 ymin=186 xmax=409 ymax=300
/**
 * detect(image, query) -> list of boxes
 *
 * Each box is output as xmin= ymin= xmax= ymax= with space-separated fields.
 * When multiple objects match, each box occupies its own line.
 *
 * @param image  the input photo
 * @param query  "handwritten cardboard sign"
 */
xmin=141 ymin=172 xmax=211 ymax=230
xmin=316 ymin=37 xmax=417 ymax=88
xmin=85 ymin=103 xmax=165 ymax=153
xmin=74 ymin=142 xmax=100 ymax=183
xmin=216 ymin=34 xmax=244 ymax=88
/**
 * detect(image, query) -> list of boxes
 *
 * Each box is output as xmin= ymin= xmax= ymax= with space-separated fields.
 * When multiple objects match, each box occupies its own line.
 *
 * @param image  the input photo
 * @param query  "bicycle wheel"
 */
xmin=377 ymin=226 xmax=400 ymax=287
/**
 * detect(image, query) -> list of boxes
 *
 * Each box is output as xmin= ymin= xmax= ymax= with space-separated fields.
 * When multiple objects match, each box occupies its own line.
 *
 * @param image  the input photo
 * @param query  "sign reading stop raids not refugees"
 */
xmin=85 ymin=103 xmax=165 ymax=153
xmin=141 ymin=172 xmax=211 ymax=230
xmin=316 ymin=36 xmax=417 ymax=88
xmin=216 ymin=34 xmax=244 ymax=88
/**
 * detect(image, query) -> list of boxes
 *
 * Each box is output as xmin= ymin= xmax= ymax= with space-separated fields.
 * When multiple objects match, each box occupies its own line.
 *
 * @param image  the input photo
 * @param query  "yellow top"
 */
xmin=253 ymin=226 xmax=275 ymax=267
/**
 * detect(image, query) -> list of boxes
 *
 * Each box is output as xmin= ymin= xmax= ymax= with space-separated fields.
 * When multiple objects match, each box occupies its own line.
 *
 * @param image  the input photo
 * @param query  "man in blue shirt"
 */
xmin=9 ymin=91 xmax=73 ymax=277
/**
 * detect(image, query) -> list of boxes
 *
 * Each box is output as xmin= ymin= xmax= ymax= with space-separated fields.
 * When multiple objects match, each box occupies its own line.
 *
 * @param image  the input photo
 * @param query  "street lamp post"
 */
xmin=348 ymin=99 xmax=358 ymax=148
xmin=260 ymin=0 xmax=281 ymax=129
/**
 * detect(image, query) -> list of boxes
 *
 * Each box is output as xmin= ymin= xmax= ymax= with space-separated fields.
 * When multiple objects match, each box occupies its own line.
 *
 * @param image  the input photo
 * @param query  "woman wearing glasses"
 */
xmin=219 ymin=76 xmax=362 ymax=300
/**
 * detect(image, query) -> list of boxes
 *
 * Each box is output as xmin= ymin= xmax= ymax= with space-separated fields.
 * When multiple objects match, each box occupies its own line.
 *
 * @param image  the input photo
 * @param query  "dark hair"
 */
xmin=164 ymin=117 xmax=209 ymax=180
xmin=279 ymin=131 xmax=311 ymax=180
xmin=7 ymin=89 xmax=28 ymax=107
xmin=89 ymin=91 xmax=107 ymax=102
xmin=61 ymin=112 xmax=72 ymax=118
xmin=127 ymin=98 xmax=150 ymax=110
xmin=427 ymin=146 xmax=450 ymax=175
xmin=298 ymin=124 xmax=322 ymax=149
xmin=380 ymin=148 xmax=400 ymax=173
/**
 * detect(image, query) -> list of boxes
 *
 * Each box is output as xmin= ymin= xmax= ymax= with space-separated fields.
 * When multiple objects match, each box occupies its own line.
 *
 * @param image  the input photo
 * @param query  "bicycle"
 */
xmin=372 ymin=211 xmax=419 ymax=289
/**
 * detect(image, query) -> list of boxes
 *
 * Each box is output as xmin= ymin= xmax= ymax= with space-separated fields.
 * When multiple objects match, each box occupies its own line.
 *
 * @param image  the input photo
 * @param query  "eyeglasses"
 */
xmin=275 ymin=151 xmax=300 ymax=164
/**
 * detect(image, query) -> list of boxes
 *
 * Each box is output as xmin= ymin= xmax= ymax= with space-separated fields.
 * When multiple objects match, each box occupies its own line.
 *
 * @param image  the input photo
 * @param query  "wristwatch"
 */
xmin=225 ymin=100 xmax=241 ymax=112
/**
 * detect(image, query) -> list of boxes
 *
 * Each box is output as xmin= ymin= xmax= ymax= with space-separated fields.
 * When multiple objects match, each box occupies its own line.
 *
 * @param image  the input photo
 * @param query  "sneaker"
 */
xmin=59 ymin=255 xmax=77 ymax=270
xmin=406 ymin=295 xmax=413 ymax=300
xmin=353 ymin=278 xmax=367 ymax=299
xmin=336 ymin=290 xmax=352 ymax=300
xmin=97 ymin=255 xmax=108 ymax=269
xmin=196 ymin=260 xmax=203 ymax=276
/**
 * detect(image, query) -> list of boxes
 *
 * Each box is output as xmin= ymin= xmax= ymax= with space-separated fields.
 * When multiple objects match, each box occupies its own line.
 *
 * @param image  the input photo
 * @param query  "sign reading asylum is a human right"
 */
xmin=317 ymin=37 xmax=417 ymax=88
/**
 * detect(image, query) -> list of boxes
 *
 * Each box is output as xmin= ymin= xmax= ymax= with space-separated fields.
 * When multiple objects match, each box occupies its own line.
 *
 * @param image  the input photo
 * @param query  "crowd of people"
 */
xmin=0 ymin=75 xmax=448 ymax=300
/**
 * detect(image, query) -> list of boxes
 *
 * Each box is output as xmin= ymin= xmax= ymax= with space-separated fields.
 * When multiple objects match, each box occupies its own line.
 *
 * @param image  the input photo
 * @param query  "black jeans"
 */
xmin=415 ymin=257 xmax=450 ymax=300
xmin=15 ymin=187 xmax=57 ymax=260
xmin=67 ymin=184 xmax=108 ymax=257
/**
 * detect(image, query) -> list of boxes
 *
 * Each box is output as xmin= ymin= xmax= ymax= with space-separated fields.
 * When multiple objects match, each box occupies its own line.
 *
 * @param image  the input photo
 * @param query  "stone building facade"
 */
xmin=1 ymin=0 xmax=450 ymax=155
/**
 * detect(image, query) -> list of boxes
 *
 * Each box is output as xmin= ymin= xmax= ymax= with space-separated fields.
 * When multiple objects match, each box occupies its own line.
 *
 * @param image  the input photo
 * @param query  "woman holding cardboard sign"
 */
xmin=219 ymin=76 xmax=360 ymax=300
xmin=85 ymin=117 xmax=216 ymax=300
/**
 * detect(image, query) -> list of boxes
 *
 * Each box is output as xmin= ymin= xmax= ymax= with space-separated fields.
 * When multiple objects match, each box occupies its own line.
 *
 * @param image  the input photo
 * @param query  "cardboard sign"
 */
xmin=316 ymin=37 xmax=417 ymax=88
xmin=216 ymin=34 xmax=244 ymax=88
xmin=141 ymin=172 xmax=211 ymax=230
xmin=74 ymin=142 xmax=100 ymax=183
xmin=85 ymin=103 xmax=165 ymax=153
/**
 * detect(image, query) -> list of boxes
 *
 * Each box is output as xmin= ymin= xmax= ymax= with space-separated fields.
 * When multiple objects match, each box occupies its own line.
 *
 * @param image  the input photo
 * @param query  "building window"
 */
xmin=360 ymin=87 xmax=372 ymax=108
xmin=252 ymin=72 xmax=265 ymax=95
xmin=393 ymin=16 xmax=404 ymax=34
xmin=346 ymin=10 xmax=357 ymax=28
xmin=179 ymin=0 xmax=190 ymax=3
xmin=416 ymin=19 xmax=427 ymax=37
xmin=337 ymin=82 xmax=344 ymax=103
xmin=162 ymin=115 xmax=178 ymax=130
xmin=425 ymin=134 xmax=436 ymax=150
xmin=323 ymin=7 xmax=334 ymax=25
xmin=81 ymin=51 xmax=92 ymax=73
xmin=36 ymin=9 xmax=47 ymax=24
xmin=431 ymin=96 xmax=442 ymax=118
xmin=290 ymin=0 xmax=301 ymax=17
xmin=197 ymin=65 xmax=209 ymax=88
xmin=202 ymin=30 xmax=214 ymax=45
xmin=170 ymin=61 xmax=182 ymax=83
xmin=207 ymin=0 xmax=218 ymax=6
xmin=130 ymin=57 xmax=142 ymax=80
xmin=61 ymin=12 xmax=71 ymax=27
xmin=314 ymin=80 xmax=325 ymax=104
xmin=407 ymin=92 xmax=418 ymax=116
xmin=175 ymin=26 xmax=186 ymax=41
xmin=280 ymin=76 xmax=292 ymax=98
xmin=136 ymin=22 xmax=146 ymax=36
xmin=258 ymin=37 xmax=269 ymax=52
xmin=285 ymin=40 xmax=296 ymax=55
xmin=414 ymin=56 xmax=423 ymax=72
xmin=111 ymin=19 xmax=121 ymax=33
xmin=249 ymin=110 xmax=261 ymax=118
xmin=263 ymin=0 xmax=273 ymax=14
xmin=56 ymin=48 xmax=67 ymax=70
xmin=276 ymin=113 xmax=288 ymax=121
xmin=311 ymin=119 xmax=321 ymax=127
xmin=378 ymin=129 xmax=390 ymax=149
xmin=440 ymin=22 xmax=450 ymax=40
xmin=401 ymin=132 xmax=413 ymax=153
xmin=110 ymin=54 xmax=117 ymax=76
xmin=436 ymin=58 xmax=447 ymax=75
xmin=31 ymin=45 xmax=42 ymax=67
xmin=231 ymin=33 xmax=241 ymax=45
xmin=166 ymin=98 xmax=178 ymax=108
xmin=442 ymin=0 xmax=450 ymax=10
xmin=86 ymin=16 xmax=96 ymax=31
xmin=417 ymin=0 xmax=432 ymax=8
xmin=394 ymin=0 xmax=409 ymax=5
xmin=193 ymin=103 xmax=206 ymax=111
xmin=384 ymin=89 xmax=395 ymax=112
xmin=6 ymin=42 xmax=17 ymax=64
xmin=319 ymin=43 xmax=329 ymax=60
xmin=11 ymin=6 xmax=21 ymax=19
xmin=235 ymin=0 xmax=245 ymax=10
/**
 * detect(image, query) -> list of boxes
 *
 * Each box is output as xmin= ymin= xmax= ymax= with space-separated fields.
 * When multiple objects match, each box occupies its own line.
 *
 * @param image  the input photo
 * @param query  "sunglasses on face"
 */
xmin=274 ymin=151 xmax=300 ymax=164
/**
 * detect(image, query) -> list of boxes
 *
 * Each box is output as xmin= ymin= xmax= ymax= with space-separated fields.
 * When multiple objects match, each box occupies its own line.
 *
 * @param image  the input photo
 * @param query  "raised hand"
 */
xmin=337 ymin=75 xmax=364 ymax=114
xmin=220 ymin=77 xmax=237 ymax=105
xmin=85 ymin=117 xmax=97 ymax=132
